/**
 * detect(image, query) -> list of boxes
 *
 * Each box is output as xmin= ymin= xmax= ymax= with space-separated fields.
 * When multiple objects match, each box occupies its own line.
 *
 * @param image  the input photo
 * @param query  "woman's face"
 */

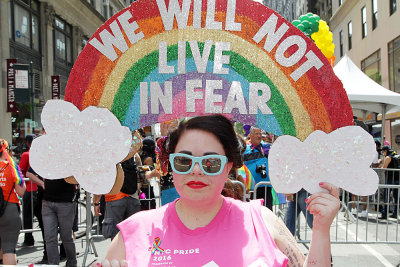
xmin=173 ymin=129 xmax=232 ymax=204
xmin=143 ymin=156 xmax=154 ymax=166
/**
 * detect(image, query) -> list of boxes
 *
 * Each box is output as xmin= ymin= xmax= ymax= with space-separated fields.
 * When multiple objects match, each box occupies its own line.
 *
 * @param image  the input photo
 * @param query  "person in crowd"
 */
xmin=285 ymin=189 xmax=314 ymax=235
xmin=243 ymin=127 xmax=273 ymax=209
xmin=380 ymin=146 xmax=399 ymax=219
xmin=96 ymin=115 xmax=340 ymax=266
xmin=145 ymin=120 xmax=180 ymax=205
xmin=29 ymin=166 xmax=77 ymax=266
xmin=93 ymin=152 xmax=142 ymax=240
xmin=0 ymin=139 xmax=26 ymax=265
xmin=26 ymin=167 xmax=47 ymax=264
xmin=18 ymin=134 xmax=38 ymax=246
xmin=372 ymin=140 xmax=381 ymax=168
xmin=140 ymin=136 xmax=156 ymax=165
xmin=139 ymin=136 xmax=157 ymax=209
xmin=383 ymin=137 xmax=391 ymax=148
xmin=221 ymin=177 xmax=245 ymax=201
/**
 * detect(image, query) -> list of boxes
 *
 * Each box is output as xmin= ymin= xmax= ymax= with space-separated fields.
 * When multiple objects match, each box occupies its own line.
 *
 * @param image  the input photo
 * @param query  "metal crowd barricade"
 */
xmin=19 ymin=178 xmax=41 ymax=235
xmin=231 ymin=180 xmax=247 ymax=202
xmin=18 ymin=168 xmax=399 ymax=265
xmin=251 ymin=168 xmax=400 ymax=245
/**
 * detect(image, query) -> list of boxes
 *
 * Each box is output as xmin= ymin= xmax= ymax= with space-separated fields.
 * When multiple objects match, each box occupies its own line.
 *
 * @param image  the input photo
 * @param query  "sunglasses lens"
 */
xmin=173 ymin=156 xmax=193 ymax=173
xmin=202 ymin=157 xmax=222 ymax=174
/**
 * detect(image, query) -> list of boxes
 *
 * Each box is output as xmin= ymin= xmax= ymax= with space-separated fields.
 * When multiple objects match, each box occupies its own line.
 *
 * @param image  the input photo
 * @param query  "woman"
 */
xmin=380 ymin=146 xmax=399 ymax=219
xmin=98 ymin=115 xmax=340 ymax=266
xmin=0 ymin=139 xmax=26 ymax=265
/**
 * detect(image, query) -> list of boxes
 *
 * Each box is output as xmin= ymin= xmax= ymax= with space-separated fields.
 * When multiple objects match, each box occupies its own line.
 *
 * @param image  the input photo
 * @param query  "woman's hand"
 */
xmin=306 ymin=182 xmax=340 ymax=232
xmin=91 ymin=259 xmax=127 ymax=267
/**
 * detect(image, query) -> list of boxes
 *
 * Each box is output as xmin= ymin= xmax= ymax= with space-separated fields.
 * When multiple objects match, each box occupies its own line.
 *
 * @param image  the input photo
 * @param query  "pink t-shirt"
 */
xmin=118 ymin=196 xmax=288 ymax=267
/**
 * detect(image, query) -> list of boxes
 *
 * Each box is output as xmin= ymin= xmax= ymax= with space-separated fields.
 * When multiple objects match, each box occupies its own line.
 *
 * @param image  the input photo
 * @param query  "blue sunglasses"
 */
xmin=169 ymin=153 xmax=228 ymax=176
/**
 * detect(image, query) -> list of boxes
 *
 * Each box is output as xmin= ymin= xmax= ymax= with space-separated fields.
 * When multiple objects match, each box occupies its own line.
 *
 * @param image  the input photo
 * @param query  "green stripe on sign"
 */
xmin=112 ymin=42 xmax=296 ymax=136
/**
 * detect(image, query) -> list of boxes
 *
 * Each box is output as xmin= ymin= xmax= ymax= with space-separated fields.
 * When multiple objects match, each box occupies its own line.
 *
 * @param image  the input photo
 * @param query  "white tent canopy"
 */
xmin=333 ymin=54 xmax=400 ymax=140
xmin=334 ymin=54 xmax=400 ymax=113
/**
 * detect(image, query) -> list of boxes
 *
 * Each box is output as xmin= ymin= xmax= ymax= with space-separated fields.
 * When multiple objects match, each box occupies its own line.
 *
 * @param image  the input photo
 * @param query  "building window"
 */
xmin=348 ymin=21 xmax=352 ymax=50
xmin=361 ymin=50 xmax=381 ymax=84
xmin=102 ymin=0 xmax=107 ymax=18
xmin=339 ymin=30 xmax=343 ymax=57
xmin=372 ymin=0 xmax=378 ymax=30
xmin=109 ymin=5 xmax=114 ymax=17
xmin=339 ymin=0 xmax=342 ymax=6
xmin=54 ymin=17 xmax=72 ymax=65
xmin=361 ymin=6 xmax=367 ymax=38
xmin=390 ymin=0 xmax=397 ymax=15
xmin=389 ymin=36 xmax=400 ymax=93
xmin=9 ymin=0 xmax=40 ymax=51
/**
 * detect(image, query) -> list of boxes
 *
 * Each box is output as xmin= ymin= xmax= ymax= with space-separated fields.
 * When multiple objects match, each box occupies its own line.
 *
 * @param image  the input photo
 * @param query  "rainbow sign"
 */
xmin=65 ymin=0 xmax=353 ymax=140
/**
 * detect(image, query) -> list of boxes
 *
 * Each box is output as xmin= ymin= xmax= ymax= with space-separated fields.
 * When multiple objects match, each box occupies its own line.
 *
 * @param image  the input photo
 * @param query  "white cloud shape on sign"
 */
xmin=268 ymin=126 xmax=378 ymax=196
xmin=30 ymin=100 xmax=132 ymax=194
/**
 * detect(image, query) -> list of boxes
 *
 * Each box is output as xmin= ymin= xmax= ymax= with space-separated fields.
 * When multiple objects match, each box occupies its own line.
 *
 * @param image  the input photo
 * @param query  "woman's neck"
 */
xmin=175 ymin=196 xmax=224 ymax=230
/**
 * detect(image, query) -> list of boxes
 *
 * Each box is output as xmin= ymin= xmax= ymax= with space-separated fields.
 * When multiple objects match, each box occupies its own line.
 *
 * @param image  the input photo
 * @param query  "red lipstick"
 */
xmin=186 ymin=181 xmax=207 ymax=189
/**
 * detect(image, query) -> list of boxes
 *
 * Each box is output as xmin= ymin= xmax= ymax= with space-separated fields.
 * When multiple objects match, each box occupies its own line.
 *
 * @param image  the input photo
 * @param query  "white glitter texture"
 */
xmin=29 ymin=100 xmax=132 ymax=194
xmin=269 ymin=126 xmax=378 ymax=196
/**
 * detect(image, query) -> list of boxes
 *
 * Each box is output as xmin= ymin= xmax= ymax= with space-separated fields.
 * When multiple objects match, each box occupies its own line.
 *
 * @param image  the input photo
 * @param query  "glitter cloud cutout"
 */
xmin=268 ymin=126 xmax=378 ymax=196
xmin=29 ymin=100 xmax=132 ymax=194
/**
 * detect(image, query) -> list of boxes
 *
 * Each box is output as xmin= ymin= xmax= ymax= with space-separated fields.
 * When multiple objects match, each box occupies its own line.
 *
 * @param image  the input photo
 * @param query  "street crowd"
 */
xmin=0 ymin=116 xmax=398 ymax=266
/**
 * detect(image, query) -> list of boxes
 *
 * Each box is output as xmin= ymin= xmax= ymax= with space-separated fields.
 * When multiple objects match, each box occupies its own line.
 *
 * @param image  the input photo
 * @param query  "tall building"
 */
xmin=330 ymin=0 xmax=400 ymax=151
xmin=0 ymin=0 xmax=128 ymax=150
xmin=315 ymin=0 xmax=332 ymax=22
xmin=296 ymin=0 xmax=318 ymax=18
xmin=263 ymin=0 xmax=297 ymax=22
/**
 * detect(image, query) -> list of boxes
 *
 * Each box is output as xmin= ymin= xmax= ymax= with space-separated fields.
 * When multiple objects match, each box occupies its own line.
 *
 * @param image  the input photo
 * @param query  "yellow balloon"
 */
xmin=311 ymin=19 xmax=335 ymax=60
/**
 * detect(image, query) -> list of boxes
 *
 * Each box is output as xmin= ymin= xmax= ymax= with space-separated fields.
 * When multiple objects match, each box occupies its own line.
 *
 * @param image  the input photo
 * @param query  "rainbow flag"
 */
xmin=272 ymin=187 xmax=286 ymax=205
xmin=238 ymin=164 xmax=255 ymax=191
xmin=1 ymin=144 xmax=24 ymax=186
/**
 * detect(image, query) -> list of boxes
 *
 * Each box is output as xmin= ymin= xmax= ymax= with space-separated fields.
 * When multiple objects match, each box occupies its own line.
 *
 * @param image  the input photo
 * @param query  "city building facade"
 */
xmin=315 ymin=0 xmax=332 ymax=22
xmin=330 ymin=0 xmax=400 ymax=151
xmin=295 ymin=0 xmax=318 ymax=19
xmin=263 ymin=0 xmax=297 ymax=22
xmin=0 ymin=0 xmax=128 ymax=151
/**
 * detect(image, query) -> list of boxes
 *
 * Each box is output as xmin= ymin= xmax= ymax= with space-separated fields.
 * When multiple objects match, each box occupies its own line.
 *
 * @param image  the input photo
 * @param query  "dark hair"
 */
xmin=25 ymin=134 xmax=35 ymax=144
xmin=375 ymin=140 xmax=381 ymax=148
xmin=166 ymin=115 xmax=243 ymax=168
xmin=381 ymin=146 xmax=393 ymax=156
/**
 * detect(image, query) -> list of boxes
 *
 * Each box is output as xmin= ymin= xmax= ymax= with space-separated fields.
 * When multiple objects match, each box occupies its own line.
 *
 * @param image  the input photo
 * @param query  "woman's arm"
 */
xmin=93 ymin=194 xmax=102 ymax=216
xmin=264 ymin=182 xmax=339 ymax=267
xmin=381 ymin=156 xmax=391 ymax=169
xmin=26 ymin=171 xmax=44 ymax=189
xmin=106 ymin=232 xmax=126 ymax=260
xmin=15 ymin=181 xmax=26 ymax=197
xmin=91 ymin=232 xmax=127 ymax=266
xmin=262 ymin=207 xmax=305 ymax=267
xmin=135 ymin=153 xmax=142 ymax=167
xmin=304 ymin=182 xmax=340 ymax=266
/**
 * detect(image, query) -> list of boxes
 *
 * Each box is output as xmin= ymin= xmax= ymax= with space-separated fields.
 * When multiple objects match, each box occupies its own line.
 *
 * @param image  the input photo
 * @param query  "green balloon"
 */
xmin=311 ymin=23 xmax=319 ymax=33
xmin=314 ymin=15 xmax=320 ymax=21
xmin=310 ymin=16 xmax=318 ymax=24
xmin=297 ymin=24 xmax=305 ymax=31
xmin=305 ymin=28 xmax=313 ymax=36
xmin=299 ymin=15 xmax=307 ymax=21
xmin=307 ymin=13 xmax=313 ymax=18
xmin=302 ymin=21 xmax=311 ymax=29
xmin=292 ymin=20 xmax=301 ymax=26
